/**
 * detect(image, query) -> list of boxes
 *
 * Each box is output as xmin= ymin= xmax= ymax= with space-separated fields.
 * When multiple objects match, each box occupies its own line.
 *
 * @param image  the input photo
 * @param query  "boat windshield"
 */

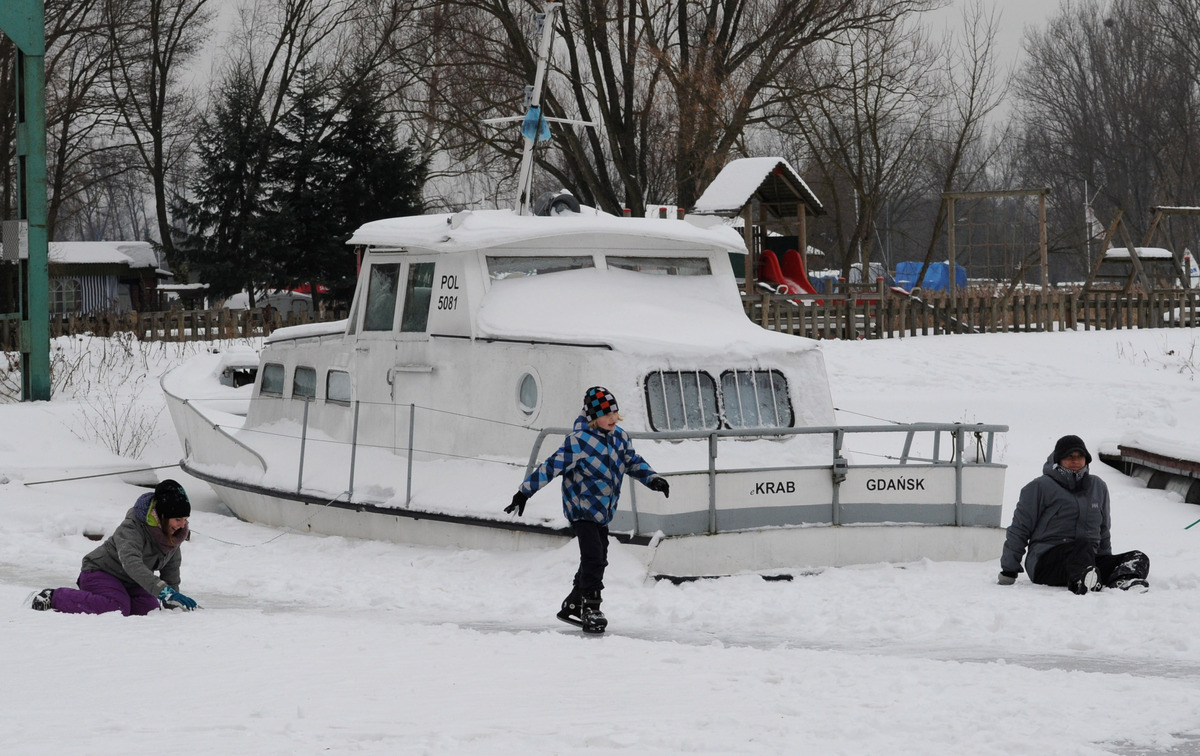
xmin=487 ymin=256 xmax=594 ymax=279
xmin=607 ymin=256 xmax=710 ymax=276
xmin=645 ymin=369 xmax=793 ymax=431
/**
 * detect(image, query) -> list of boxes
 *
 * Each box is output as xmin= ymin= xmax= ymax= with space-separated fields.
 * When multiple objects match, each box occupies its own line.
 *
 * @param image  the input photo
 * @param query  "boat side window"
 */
xmin=293 ymin=366 xmax=317 ymax=399
xmin=260 ymin=363 xmax=285 ymax=396
xmin=518 ymin=372 xmax=539 ymax=415
xmin=326 ymin=370 xmax=352 ymax=405
xmin=363 ymin=263 xmax=401 ymax=331
xmin=400 ymin=262 xmax=435 ymax=332
xmin=486 ymin=256 xmax=594 ymax=279
xmin=644 ymin=371 xmax=719 ymax=431
xmin=607 ymin=256 xmax=711 ymax=276
xmin=721 ymin=370 xmax=793 ymax=429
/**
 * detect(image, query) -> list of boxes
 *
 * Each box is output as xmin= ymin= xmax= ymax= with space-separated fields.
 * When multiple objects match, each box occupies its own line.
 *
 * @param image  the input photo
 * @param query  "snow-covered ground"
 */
xmin=4 ymin=328 xmax=1200 ymax=755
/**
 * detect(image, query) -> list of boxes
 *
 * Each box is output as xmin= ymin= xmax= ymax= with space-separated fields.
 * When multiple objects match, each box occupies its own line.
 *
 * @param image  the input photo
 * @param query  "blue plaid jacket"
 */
xmin=520 ymin=415 xmax=659 ymax=525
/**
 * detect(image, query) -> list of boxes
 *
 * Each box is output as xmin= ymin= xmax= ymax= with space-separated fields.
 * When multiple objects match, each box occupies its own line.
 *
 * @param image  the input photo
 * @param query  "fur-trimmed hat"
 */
xmin=154 ymin=479 xmax=191 ymax=520
xmin=583 ymin=386 xmax=619 ymax=421
xmin=1052 ymin=435 xmax=1092 ymax=465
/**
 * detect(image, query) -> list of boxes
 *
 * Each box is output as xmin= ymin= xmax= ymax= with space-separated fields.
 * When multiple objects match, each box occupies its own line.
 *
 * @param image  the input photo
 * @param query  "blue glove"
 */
xmin=158 ymin=586 xmax=198 ymax=611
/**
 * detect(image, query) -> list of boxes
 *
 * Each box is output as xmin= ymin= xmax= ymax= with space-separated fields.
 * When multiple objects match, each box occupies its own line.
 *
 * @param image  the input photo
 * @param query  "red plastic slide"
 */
xmin=781 ymin=249 xmax=819 ymax=295
xmin=760 ymin=249 xmax=817 ymax=295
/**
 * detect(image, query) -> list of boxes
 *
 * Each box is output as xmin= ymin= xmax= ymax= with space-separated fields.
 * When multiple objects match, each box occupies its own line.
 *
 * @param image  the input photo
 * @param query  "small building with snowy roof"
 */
xmin=46 ymin=241 xmax=171 ymax=314
xmin=690 ymin=157 xmax=825 ymax=294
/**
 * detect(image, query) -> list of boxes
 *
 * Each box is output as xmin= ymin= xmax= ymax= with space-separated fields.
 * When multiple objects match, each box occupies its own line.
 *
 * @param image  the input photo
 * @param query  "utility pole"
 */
xmin=0 ymin=0 xmax=50 ymax=400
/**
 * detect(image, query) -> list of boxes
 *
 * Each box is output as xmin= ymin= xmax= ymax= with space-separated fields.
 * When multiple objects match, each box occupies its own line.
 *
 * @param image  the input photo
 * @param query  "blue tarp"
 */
xmin=894 ymin=261 xmax=967 ymax=292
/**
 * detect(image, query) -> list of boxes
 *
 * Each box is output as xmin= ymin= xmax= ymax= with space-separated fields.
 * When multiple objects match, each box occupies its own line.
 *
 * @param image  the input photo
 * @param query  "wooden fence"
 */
xmin=743 ymin=286 xmax=1200 ymax=340
xmin=3 ymin=289 xmax=1199 ymax=351
xmin=0 ymin=307 xmax=347 ymax=351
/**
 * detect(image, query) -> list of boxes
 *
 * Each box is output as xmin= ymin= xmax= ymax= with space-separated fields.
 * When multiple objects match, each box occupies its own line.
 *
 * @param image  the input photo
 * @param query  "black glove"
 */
xmin=648 ymin=477 xmax=670 ymax=498
xmin=505 ymin=491 xmax=528 ymax=516
xmin=997 ymin=570 xmax=1017 ymax=586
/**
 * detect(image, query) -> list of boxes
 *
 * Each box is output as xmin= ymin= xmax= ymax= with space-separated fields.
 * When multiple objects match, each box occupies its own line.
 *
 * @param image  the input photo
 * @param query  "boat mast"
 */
xmin=513 ymin=0 xmax=560 ymax=215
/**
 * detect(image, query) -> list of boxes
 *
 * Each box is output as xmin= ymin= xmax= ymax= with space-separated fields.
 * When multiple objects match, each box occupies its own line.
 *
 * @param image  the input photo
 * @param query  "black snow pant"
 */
xmin=1033 ymin=539 xmax=1150 ymax=588
xmin=570 ymin=520 xmax=609 ymax=597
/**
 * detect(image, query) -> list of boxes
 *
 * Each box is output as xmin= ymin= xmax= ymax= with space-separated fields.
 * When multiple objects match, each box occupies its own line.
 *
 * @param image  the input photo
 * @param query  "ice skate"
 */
xmin=1068 ymin=566 xmax=1099 ymax=595
xmin=1110 ymin=578 xmax=1150 ymax=593
xmin=556 ymin=590 xmax=584 ymax=627
xmin=580 ymin=594 xmax=607 ymax=634
xmin=30 ymin=589 xmax=53 ymax=611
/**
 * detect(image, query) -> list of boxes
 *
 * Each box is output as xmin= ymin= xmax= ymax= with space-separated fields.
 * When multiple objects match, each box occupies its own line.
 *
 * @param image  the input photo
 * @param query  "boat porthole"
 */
xmin=518 ymin=371 xmax=540 ymax=417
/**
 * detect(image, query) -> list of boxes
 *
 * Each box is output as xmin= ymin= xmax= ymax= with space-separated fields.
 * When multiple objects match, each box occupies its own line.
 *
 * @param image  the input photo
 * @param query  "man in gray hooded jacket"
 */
xmin=999 ymin=435 xmax=1150 ymax=594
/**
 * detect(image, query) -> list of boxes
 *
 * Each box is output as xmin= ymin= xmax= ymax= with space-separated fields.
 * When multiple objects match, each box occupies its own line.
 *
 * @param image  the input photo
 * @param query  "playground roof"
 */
xmin=691 ymin=157 xmax=825 ymax=218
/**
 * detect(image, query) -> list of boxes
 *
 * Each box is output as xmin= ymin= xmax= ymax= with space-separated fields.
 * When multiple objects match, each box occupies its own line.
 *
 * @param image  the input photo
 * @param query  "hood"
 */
xmin=133 ymin=491 xmax=190 ymax=553
xmin=1043 ymin=453 xmax=1089 ymax=493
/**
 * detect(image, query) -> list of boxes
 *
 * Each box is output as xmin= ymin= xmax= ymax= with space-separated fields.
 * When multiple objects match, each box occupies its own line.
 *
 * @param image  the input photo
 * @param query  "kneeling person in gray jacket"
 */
xmin=999 ymin=435 xmax=1149 ymax=594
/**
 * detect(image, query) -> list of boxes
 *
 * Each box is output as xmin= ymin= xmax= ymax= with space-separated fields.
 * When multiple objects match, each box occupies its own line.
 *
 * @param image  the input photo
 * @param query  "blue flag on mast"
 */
xmin=521 ymin=106 xmax=552 ymax=142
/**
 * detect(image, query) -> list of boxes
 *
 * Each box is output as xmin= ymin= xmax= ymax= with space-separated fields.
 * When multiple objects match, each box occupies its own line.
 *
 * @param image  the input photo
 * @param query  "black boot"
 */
xmin=1104 ymin=551 xmax=1150 ymax=589
xmin=556 ymin=589 xmax=583 ymax=626
xmin=580 ymin=592 xmax=607 ymax=634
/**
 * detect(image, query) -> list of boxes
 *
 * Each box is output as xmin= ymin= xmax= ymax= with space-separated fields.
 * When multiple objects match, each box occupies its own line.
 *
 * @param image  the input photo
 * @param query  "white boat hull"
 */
xmin=185 ymin=460 xmax=1005 ymax=577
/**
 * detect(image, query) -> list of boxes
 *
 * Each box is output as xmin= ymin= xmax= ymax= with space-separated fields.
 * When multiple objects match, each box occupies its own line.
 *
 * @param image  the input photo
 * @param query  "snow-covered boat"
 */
xmin=160 ymin=0 xmax=1006 ymax=577
xmin=162 ymin=206 xmax=1009 ymax=577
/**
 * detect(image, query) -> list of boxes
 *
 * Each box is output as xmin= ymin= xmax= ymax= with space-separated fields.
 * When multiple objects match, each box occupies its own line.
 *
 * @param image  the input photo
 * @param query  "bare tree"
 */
xmin=779 ymin=18 xmax=942 ymax=275
xmin=1012 ymin=0 xmax=1199 ymax=256
xmin=912 ymin=1 xmax=1009 ymax=280
xmin=2 ymin=1 xmax=129 ymax=238
xmin=409 ymin=0 xmax=937 ymax=215
xmin=765 ymin=2 xmax=1005 ymax=280
xmin=43 ymin=0 xmax=123 ymax=239
xmin=102 ymin=0 xmax=214 ymax=258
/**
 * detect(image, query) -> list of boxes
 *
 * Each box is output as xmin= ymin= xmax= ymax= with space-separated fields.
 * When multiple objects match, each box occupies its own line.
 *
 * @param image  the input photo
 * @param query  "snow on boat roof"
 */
xmin=346 ymin=208 xmax=747 ymax=255
xmin=476 ymin=266 xmax=817 ymax=357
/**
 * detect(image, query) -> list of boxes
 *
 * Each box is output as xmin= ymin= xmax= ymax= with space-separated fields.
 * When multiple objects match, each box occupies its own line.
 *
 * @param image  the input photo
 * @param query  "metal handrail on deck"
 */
xmin=523 ymin=422 xmax=1008 ymax=533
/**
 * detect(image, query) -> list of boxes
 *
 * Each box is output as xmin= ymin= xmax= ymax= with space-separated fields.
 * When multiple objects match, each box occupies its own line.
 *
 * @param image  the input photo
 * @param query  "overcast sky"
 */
xmin=930 ymin=0 xmax=1065 ymax=69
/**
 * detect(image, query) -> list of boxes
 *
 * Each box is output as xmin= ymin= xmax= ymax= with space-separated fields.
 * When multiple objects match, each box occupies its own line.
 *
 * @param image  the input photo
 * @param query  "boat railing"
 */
xmin=160 ymin=375 xmax=268 ymax=473
xmin=178 ymin=386 xmax=1005 ymax=536
xmin=523 ymin=421 xmax=1008 ymax=535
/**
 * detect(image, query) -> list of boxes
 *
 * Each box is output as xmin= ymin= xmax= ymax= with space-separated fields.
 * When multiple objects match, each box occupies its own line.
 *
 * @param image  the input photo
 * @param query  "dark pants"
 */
xmin=1033 ymin=539 xmax=1150 ymax=588
xmin=570 ymin=520 xmax=609 ymax=596
xmin=49 ymin=570 xmax=160 ymax=616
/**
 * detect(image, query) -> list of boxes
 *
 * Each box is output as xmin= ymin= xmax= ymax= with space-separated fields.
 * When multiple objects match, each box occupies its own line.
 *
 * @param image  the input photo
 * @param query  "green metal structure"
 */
xmin=0 ymin=1 xmax=50 ymax=400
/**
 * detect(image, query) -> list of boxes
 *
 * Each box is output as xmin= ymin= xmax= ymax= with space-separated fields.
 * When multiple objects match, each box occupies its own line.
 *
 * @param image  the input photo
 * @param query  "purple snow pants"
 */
xmin=50 ymin=570 xmax=160 ymax=616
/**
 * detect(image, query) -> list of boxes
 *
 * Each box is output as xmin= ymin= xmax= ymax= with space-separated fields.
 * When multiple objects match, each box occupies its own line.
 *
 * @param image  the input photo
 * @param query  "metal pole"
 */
xmin=947 ymin=197 xmax=957 ymax=297
xmin=1040 ymin=190 xmax=1049 ymax=290
xmin=405 ymin=403 xmax=415 ymax=507
xmin=297 ymin=396 xmax=310 ymax=492
xmin=512 ymin=0 xmax=559 ymax=214
xmin=0 ymin=2 xmax=51 ymax=400
xmin=708 ymin=433 xmax=718 ymax=534
xmin=832 ymin=429 xmax=844 ymax=526
xmin=347 ymin=400 xmax=361 ymax=499
xmin=954 ymin=427 xmax=964 ymax=525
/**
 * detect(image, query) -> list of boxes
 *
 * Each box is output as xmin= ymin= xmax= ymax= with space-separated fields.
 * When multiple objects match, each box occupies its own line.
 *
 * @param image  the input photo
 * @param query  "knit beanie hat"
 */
xmin=1052 ymin=435 xmax=1092 ymax=465
xmin=583 ymin=386 xmax=619 ymax=421
xmin=154 ymin=479 xmax=191 ymax=519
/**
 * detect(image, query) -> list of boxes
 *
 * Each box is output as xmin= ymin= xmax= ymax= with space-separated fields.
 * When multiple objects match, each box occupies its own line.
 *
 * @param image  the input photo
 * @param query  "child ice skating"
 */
xmin=30 ymin=479 xmax=200 ymax=615
xmin=506 ymin=386 xmax=669 ymax=633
